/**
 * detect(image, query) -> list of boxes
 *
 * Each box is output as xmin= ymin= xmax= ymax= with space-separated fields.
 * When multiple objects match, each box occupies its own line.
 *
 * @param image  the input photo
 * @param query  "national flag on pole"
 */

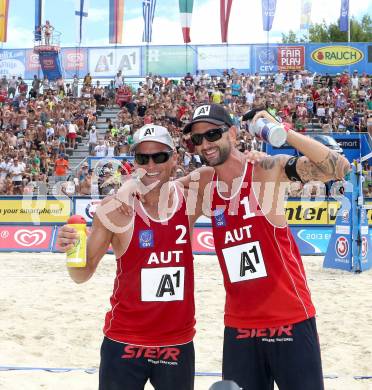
xmin=179 ymin=0 xmax=193 ymax=43
xmin=34 ymin=0 xmax=42 ymax=41
xmin=109 ymin=0 xmax=124 ymax=44
xmin=220 ymin=0 xmax=233 ymax=43
xmin=142 ymin=0 xmax=156 ymax=43
xmin=75 ymin=0 xmax=89 ymax=45
xmin=261 ymin=0 xmax=277 ymax=32
xmin=339 ymin=0 xmax=349 ymax=32
xmin=300 ymin=0 xmax=312 ymax=30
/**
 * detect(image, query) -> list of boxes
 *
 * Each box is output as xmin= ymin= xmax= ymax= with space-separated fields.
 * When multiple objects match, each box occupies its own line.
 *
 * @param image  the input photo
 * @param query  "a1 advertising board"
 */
xmin=254 ymin=46 xmax=278 ymax=74
xmin=197 ymin=45 xmax=250 ymax=74
xmin=143 ymin=46 xmax=195 ymax=77
xmin=0 ymin=50 xmax=26 ymax=78
xmin=61 ymin=48 xmax=88 ymax=78
xmin=0 ymin=226 xmax=53 ymax=251
xmin=0 ymin=198 xmax=71 ymax=224
xmin=89 ymin=47 xmax=141 ymax=77
xmin=306 ymin=43 xmax=370 ymax=74
xmin=278 ymin=46 xmax=305 ymax=71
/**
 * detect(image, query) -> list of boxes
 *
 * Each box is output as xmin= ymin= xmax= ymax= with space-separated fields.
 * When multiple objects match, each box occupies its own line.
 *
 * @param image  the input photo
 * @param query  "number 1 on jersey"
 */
xmin=240 ymin=196 xmax=255 ymax=220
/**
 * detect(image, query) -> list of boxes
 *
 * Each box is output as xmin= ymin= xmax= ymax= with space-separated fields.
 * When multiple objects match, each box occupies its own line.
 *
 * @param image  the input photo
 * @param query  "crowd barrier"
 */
xmin=0 ymin=196 xmax=370 ymax=256
xmin=0 ymin=43 xmax=371 ymax=79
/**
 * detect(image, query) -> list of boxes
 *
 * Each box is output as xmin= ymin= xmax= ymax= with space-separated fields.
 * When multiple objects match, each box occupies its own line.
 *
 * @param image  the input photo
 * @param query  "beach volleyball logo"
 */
xmin=14 ymin=229 xmax=47 ymax=247
xmin=197 ymin=231 xmax=215 ymax=250
xmin=361 ymin=237 xmax=368 ymax=259
xmin=335 ymin=236 xmax=349 ymax=258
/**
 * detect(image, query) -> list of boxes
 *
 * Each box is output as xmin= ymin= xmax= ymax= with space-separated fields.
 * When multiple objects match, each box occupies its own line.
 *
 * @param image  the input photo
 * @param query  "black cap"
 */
xmin=183 ymin=104 xmax=234 ymax=134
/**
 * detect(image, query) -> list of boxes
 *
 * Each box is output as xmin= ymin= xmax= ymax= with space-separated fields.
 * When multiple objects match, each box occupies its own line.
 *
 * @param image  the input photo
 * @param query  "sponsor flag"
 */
xmin=339 ymin=0 xmax=349 ymax=32
xmin=142 ymin=0 xmax=156 ymax=43
xmin=220 ymin=0 xmax=233 ymax=43
xmin=300 ymin=0 xmax=312 ymax=30
xmin=75 ymin=0 xmax=89 ymax=45
xmin=261 ymin=0 xmax=276 ymax=31
xmin=109 ymin=0 xmax=124 ymax=44
xmin=179 ymin=0 xmax=193 ymax=43
xmin=34 ymin=0 xmax=43 ymax=41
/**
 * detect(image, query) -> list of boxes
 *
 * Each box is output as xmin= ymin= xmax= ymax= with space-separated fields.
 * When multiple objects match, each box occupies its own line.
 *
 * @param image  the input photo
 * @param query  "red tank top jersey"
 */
xmin=211 ymin=162 xmax=316 ymax=329
xmin=104 ymin=187 xmax=195 ymax=346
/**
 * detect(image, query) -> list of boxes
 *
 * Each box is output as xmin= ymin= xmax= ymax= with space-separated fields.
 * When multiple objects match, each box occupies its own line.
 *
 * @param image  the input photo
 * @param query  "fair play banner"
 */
xmin=0 ymin=226 xmax=53 ymax=252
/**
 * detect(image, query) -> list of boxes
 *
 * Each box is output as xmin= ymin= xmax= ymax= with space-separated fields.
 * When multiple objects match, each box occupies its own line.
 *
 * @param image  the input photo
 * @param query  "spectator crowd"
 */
xmin=0 ymin=68 xmax=370 ymax=197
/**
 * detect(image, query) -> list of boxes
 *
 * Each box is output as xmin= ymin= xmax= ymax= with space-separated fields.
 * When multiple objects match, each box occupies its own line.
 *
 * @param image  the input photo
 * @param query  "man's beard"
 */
xmin=202 ymin=142 xmax=231 ymax=167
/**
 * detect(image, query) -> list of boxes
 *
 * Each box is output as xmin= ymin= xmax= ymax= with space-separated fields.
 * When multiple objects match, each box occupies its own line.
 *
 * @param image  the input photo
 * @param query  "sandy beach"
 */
xmin=0 ymin=252 xmax=371 ymax=390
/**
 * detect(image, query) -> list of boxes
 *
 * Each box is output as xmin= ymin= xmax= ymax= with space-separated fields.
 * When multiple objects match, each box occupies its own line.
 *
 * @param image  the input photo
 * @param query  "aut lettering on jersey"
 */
xmin=121 ymin=345 xmax=180 ymax=361
xmin=147 ymin=250 xmax=183 ymax=264
xmin=225 ymin=225 xmax=252 ymax=244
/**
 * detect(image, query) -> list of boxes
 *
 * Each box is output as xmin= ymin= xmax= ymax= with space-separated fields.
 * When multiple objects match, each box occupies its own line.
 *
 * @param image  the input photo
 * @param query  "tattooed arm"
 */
xmin=256 ymin=147 xmax=350 ymax=184
xmin=286 ymin=130 xmax=350 ymax=183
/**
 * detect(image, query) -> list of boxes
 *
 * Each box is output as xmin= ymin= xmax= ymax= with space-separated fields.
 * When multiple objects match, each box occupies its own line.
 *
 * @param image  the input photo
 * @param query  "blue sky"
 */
xmin=2 ymin=0 xmax=371 ymax=49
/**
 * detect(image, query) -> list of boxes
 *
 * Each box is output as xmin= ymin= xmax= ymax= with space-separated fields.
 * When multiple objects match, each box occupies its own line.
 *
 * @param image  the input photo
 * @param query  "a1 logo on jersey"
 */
xmin=139 ymin=230 xmax=154 ymax=249
xmin=213 ymin=209 xmax=226 ymax=227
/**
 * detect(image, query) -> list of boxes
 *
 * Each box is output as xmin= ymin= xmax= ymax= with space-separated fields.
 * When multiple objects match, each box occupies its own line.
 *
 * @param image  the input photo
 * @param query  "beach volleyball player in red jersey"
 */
xmin=57 ymin=125 xmax=208 ymax=390
xmin=180 ymin=104 xmax=350 ymax=390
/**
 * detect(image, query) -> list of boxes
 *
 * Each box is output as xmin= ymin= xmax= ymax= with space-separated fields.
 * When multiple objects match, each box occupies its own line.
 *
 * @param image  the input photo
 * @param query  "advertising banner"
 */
xmin=39 ymin=51 xmax=63 ymax=80
xmin=0 ymin=49 xmax=26 ymax=78
xmin=192 ymin=227 xmax=215 ymax=254
xmin=0 ymin=225 xmax=53 ymax=251
xmin=291 ymin=227 xmax=333 ymax=255
xmin=0 ymin=197 xmax=71 ymax=224
xmin=74 ymin=197 xmax=102 ymax=224
xmin=254 ymin=45 xmax=278 ymax=74
xmin=89 ymin=47 xmax=141 ymax=77
xmin=197 ymin=45 xmax=250 ymax=74
xmin=61 ymin=47 xmax=88 ymax=78
xmin=278 ymin=46 xmax=305 ymax=71
xmin=25 ymin=49 xmax=41 ymax=79
xmin=143 ymin=46 xmax=194 ymax=77
xmin=306 ymin=43 xmax=371 ymax=74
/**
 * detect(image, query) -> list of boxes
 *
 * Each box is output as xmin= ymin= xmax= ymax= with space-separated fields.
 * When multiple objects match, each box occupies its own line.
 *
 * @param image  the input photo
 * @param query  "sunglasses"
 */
xmin=135 ymin=151 xmax=173 ymax=165
xmin=190 ymin=127 xmax=229 ymax=146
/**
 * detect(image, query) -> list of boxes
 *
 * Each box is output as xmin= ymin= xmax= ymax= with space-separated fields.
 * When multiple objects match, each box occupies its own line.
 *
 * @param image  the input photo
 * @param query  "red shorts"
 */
xmin=67 ymin=133 xmax=77 ymax=139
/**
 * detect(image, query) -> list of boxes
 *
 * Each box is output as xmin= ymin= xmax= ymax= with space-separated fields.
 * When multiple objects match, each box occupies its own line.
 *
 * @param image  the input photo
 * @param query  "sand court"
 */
xmin=0 ymin=252 xmax=371 ymax=390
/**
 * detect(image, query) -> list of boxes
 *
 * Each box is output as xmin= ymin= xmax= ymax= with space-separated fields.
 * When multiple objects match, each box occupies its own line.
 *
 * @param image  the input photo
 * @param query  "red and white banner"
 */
xmin=278 ymin=46 xmax=305 ymax=71
xmin=192 ymin=227 xmax=215 ymax=254
xmin=0 ymin=226 xmax=53 ymax=251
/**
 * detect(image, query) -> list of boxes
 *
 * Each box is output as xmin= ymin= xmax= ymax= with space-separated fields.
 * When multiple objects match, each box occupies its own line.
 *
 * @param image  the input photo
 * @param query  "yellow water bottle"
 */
xmin=66 ymin=215 xmax=87 ymax=268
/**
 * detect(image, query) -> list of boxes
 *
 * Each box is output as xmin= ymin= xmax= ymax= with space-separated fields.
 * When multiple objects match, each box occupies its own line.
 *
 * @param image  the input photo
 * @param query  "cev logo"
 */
xmin=311 ymin=46 xmax=363 ymax=66
xmin=335 ymin=236 xmax=349 ymax=258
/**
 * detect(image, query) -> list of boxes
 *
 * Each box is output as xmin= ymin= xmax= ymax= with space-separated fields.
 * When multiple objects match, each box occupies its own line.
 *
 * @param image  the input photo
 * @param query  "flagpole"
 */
xmin=348 ymin=0 xmax=351 ymax=75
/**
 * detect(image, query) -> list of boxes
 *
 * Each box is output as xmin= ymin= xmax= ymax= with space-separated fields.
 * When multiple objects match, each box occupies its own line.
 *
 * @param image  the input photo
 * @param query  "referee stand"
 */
xmin=324 ymin=161 xmax=372 ymax=273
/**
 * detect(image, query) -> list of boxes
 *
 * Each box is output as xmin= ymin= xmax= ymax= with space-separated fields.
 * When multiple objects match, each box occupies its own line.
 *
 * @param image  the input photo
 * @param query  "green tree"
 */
xmin=281 ymin=14 xmax=372 ymax=43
